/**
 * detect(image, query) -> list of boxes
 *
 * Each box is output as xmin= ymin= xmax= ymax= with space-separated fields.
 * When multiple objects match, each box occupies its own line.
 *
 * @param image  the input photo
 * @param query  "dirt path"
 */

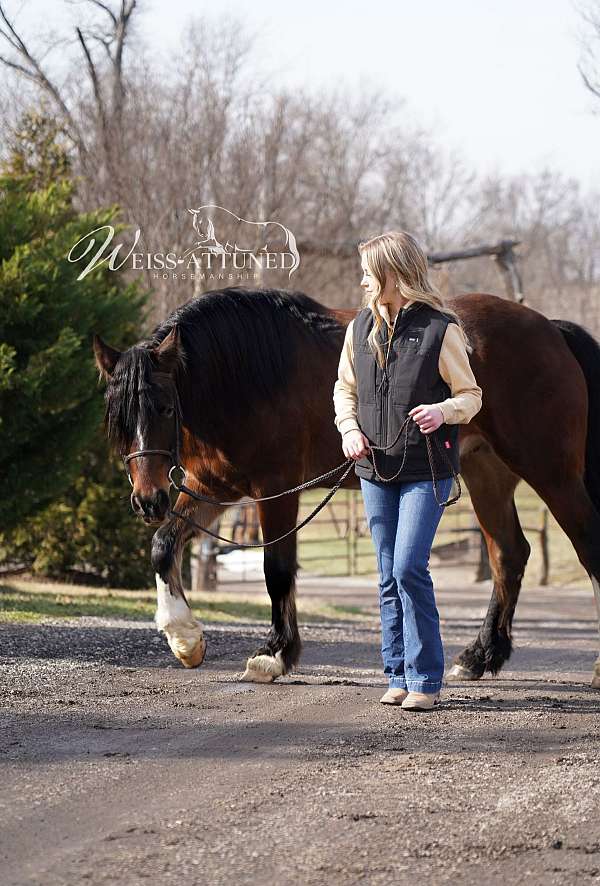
xmin=1 ymin=578 xmax=600 ymax=885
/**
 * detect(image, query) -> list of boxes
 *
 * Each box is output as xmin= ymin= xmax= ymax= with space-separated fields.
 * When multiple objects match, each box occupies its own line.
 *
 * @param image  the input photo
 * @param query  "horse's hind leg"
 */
xmin=592 ymin=578 xmax=600 ymax=688
xmin=528 ymin=476 xmax=600 ymax=689
xmin=590 ymin=579 xmax=600 ymax=686
xmin=447 ymin=437 xmax=531 ymax=680
xmin=241 ymin=494 xmax=301 ymax=683
xmin=151 ymin=497 xmax=225 ymax=668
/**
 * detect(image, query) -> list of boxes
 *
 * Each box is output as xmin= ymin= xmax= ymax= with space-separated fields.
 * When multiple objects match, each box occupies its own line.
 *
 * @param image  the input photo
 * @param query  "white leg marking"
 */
xmin=155 ymin=574 xmax=206 ymax=668
xmin=446 ymin=663 xmax=479 ymax=681
xmin=591 ymin=575 xmax=600 ymax=689
xmin=240 ymin=650 xmax=285 ymax=683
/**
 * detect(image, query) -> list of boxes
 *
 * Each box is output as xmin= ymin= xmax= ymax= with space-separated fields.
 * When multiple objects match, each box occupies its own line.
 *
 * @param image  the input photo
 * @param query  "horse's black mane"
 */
xmin=105 ymin=286 xmax=342 ymax=450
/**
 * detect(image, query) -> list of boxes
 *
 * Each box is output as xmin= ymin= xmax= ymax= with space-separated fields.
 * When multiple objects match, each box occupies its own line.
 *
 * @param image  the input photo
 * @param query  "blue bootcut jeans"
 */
xmin=360 ymin=475 xmax=453 ymax=694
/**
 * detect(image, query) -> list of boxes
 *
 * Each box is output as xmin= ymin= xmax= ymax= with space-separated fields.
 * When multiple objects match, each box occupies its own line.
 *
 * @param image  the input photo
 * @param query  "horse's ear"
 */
xmin=155 ymin=326 xmax=184 ymax=374
xmin=93 ymin=334 xmax=121 ymax=381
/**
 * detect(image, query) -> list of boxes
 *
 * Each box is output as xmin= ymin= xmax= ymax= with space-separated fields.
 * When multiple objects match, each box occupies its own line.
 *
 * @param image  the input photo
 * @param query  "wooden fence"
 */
xmin=190 ymin=487 xmax=549 ymax=588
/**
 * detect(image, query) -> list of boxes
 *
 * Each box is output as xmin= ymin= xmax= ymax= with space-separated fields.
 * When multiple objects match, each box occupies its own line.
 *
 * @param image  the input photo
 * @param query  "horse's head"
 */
xmin=188 ymin=207 xmax=207 ymax=240
xmin=93 ymin=326 xmax=185 ymax=524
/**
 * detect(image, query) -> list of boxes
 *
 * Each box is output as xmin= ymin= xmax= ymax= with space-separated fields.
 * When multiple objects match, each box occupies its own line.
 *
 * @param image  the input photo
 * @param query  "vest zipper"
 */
xmin=381 ymin=313 xmax=397 ymax=445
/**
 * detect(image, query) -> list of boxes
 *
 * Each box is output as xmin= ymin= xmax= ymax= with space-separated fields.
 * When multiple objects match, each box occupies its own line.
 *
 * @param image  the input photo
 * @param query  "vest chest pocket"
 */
xmin=395 ymin=342 xmax=433 ymax=355
xmin=390 ymin=345 xmax=434 ymax=386
xmin=390 ymin=347 xmax=435 ymax=400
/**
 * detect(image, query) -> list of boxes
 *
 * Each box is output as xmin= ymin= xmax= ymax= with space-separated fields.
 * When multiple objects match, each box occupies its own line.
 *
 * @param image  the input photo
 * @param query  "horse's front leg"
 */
xmin=151 ymin=495 xmax=225 ymax=668
xmin=241 ymin=492 xmax=301 ymax=683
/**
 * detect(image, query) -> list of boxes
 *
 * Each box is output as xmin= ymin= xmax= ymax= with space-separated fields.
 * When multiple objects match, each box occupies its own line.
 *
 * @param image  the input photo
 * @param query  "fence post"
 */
xmin=190 ymin=532 xmax=218 ymax=591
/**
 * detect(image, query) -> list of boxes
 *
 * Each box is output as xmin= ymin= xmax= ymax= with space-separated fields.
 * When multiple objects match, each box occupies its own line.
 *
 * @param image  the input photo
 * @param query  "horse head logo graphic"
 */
xmin=184 ymin=204 xmax=300 ymax=277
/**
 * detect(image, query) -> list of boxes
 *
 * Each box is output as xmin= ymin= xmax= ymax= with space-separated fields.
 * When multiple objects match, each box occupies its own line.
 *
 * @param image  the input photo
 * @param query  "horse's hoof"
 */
xmin=240 ymin=652 xmax=284 ymax=683
xmin=178 ymin=636 xmax=207 ymax=669
xmin=240 ymin=667 xmax=276 ymax=683
xmin=166 ymin=632 xmax=206 ymax=669
xmin=446 ymin=663 xmax=481 ymax=681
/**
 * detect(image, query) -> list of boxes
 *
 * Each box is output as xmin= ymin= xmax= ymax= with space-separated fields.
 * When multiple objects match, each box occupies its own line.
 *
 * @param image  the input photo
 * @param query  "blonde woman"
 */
xmin=333 ymin=231 xmax=482 ymax=711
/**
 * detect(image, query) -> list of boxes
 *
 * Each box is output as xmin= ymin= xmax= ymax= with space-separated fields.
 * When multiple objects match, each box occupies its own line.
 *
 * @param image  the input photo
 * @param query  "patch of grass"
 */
xmin=0 ymin=587 xmax=157 ymax=623
xmin=0 ymin=581 xmax=370 ymax=625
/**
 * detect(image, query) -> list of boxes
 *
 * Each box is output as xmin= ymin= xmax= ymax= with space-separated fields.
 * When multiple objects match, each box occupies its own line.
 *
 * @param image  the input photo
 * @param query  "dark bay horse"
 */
xmin=93 ymin=285 xmax=600 ymax=687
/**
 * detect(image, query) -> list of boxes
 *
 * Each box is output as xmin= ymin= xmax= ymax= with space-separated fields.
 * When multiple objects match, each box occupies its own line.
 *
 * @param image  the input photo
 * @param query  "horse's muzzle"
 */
xmin=131 ymin=489 xmax=170 ymax=523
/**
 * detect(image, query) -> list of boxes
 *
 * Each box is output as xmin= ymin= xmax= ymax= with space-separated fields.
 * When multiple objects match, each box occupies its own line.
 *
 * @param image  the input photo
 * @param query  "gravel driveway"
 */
xmin=1 ymin=577 xmax=600 ymax=885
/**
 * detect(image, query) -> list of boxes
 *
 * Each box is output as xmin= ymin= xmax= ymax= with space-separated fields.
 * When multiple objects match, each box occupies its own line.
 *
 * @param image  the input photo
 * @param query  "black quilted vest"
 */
xmin=352 ymin=302 xmax=460 ymax=482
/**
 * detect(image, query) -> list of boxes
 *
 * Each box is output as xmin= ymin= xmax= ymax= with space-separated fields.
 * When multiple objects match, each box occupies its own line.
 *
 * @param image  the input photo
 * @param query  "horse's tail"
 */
xmin=551 ymin=318 xmax=600 ymax=514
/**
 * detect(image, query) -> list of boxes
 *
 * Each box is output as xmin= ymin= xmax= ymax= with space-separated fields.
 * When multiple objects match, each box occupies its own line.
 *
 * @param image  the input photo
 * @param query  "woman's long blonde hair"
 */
xmin=357 ymin=230 xmax=472 ymax=368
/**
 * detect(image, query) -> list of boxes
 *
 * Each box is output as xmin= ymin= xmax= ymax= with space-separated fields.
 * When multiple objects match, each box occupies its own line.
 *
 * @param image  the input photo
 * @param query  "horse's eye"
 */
xmin=162 ymin=406 xmax=174 ymax=419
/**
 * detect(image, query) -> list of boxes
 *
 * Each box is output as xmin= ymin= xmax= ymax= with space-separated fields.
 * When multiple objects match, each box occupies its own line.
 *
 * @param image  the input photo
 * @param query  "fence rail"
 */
xmin=190 ymin=488 xmax=549 ymax=588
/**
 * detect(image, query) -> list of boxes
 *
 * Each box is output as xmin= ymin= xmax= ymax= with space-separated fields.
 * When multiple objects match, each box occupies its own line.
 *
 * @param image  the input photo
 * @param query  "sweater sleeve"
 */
xmin=432 ymin=323 xmax=483 ymax=424
xmin=333 ymin=319 xmax=361 ymax=436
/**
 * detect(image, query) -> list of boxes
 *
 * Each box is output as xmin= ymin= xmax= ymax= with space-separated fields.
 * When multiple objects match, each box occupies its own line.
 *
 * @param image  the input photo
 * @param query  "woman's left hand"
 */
xmin=408 ymin=404 xmax=445 ymax=434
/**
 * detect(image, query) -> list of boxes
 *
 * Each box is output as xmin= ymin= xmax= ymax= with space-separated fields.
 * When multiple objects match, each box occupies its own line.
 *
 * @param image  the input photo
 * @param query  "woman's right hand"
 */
xmin=342 ymin=429 xmax=371 ymax=460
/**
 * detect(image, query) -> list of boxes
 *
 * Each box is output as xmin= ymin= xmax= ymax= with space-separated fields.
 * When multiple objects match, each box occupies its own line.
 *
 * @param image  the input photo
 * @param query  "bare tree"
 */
xmin=2 ymin=1 xmax=598 ymax=331
xmin=577 ymin=0 xmax=600 ymax=104
xmin=0 ymin=0 xmax=137 ymax=181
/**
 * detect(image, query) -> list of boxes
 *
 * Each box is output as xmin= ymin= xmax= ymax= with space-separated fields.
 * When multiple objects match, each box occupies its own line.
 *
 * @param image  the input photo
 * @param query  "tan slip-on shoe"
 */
xmin=401 ymin=691 xmax=440 ymax=711
xmin=380 ymin=687 xmax=408 ymax=705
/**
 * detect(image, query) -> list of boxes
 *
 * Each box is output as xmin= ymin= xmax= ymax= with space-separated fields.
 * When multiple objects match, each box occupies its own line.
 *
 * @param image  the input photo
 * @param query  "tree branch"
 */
xmin=0 ymin=1 xmax=84 ymax=151
xmin=578 ymin=60 xmax=600 ymax=99
xmin=111 ymin=0 xmax=136 ymax=118
xmin=87 ymin=0 xmax=118 ymax=26
xmin=76 ymin=26 xmax=108 ymax=129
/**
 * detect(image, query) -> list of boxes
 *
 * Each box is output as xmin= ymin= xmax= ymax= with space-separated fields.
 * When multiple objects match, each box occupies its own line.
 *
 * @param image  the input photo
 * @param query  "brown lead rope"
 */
xmin=168 ymin=458 xmax=356 ymax=548
xmin=363 ymin=413 xmax=462 ymax=507
xmin=166 ymin=414 xmax=460 ymax=549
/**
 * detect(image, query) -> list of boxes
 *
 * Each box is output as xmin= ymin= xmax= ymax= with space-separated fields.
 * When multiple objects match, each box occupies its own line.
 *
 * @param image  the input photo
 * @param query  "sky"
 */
xmin=7 ymin=0 xmax=600 ymax=191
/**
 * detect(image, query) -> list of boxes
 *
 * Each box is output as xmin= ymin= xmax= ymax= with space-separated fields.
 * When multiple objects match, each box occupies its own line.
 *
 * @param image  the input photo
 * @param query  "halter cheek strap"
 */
xmin=121 ymin=381 xmax=184 ymax=487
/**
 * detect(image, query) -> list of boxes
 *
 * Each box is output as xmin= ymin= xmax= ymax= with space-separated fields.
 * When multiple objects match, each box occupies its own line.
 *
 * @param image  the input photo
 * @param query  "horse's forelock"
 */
xmin=105 ymin=344 xmax=158 ymax=451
